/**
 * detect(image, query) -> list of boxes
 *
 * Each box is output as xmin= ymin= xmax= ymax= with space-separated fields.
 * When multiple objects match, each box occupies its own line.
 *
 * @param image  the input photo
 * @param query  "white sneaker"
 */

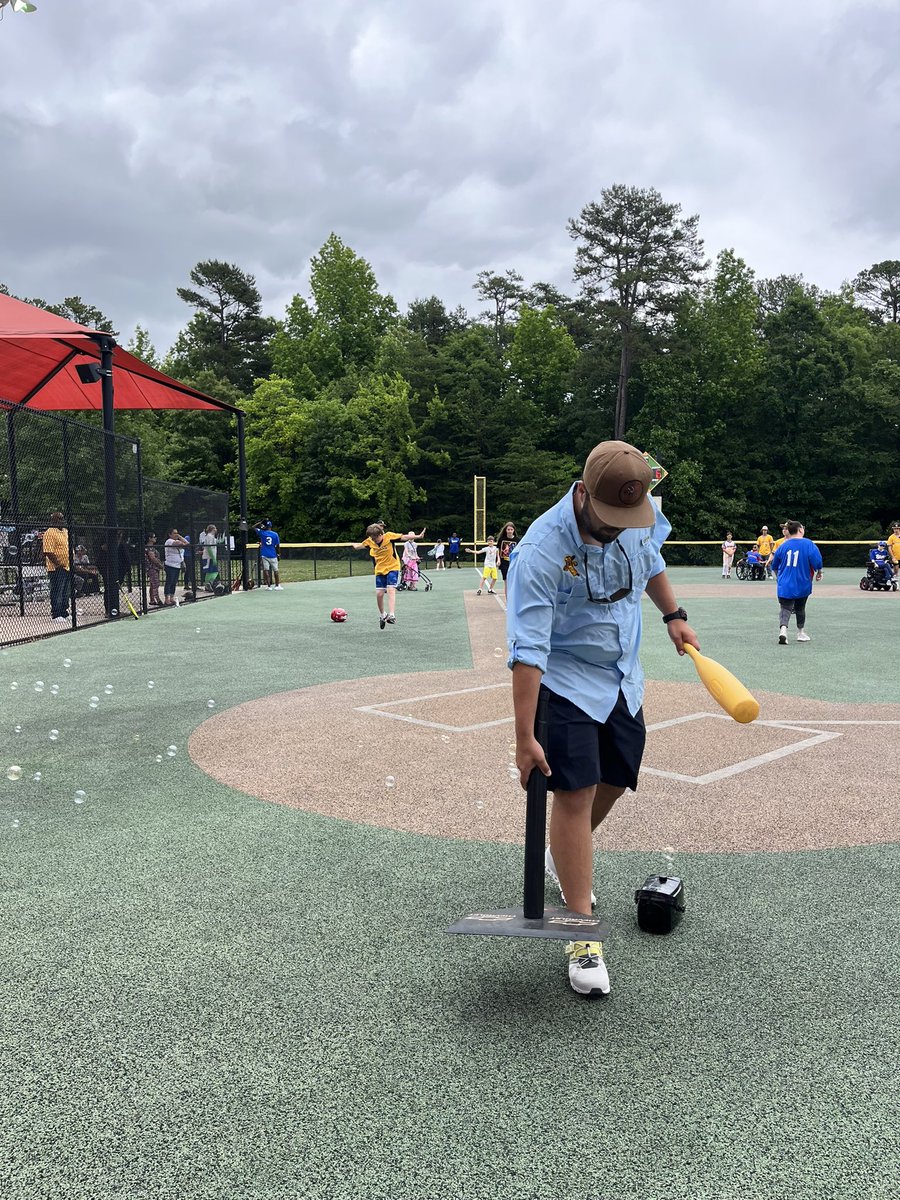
xmin=545 ymin=846 xmax=596 ymax=909
xmin=476 ymin=589 xmax=482 ymax=595
xmin=797 ymin=630 xmax=810 ymax=642
xmin=778 ymin=626 xmax=787 ymax=645
xmin=274 ymin=585 xmax=283 ymax=590
xmin=266 ymin=585 xmax=273 ymax=591
xmin=566 ymin=940 xmax=610 ymax=998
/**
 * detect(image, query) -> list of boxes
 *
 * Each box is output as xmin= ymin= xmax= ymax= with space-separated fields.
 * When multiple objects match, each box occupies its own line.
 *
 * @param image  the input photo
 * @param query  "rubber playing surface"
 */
xmin=0 ymin=569 xmax=897 ymax=1200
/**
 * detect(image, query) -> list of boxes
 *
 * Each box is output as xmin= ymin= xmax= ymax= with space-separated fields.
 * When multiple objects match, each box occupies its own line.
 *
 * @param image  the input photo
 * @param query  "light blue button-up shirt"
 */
xmin=506 ymin=484 xmax=671 ymax=723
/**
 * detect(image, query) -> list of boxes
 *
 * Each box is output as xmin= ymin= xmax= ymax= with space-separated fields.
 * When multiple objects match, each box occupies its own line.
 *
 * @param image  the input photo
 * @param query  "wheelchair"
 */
xmin=735 ymin=555 xmax=767 ymax=582
xmin=859 ymin=561 xmax=897 ymax=591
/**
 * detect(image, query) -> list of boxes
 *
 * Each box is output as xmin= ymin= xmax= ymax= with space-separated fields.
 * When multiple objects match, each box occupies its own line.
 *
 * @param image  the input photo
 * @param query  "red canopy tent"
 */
xmin=0 ymin=290 xmax=235 ymax=411
xmin=0 ymin=292 xmax=249 ymax=579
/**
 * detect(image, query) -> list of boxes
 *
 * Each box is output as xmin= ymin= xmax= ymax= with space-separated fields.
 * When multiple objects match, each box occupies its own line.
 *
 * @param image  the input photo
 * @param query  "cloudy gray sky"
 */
xmin=1 ymin=0 xmax=898 ymax=351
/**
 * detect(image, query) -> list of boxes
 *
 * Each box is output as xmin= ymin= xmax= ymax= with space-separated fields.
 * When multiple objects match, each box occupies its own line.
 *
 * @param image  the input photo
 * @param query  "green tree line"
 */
xmin=5 ymin=185 xmax=899 ymax=542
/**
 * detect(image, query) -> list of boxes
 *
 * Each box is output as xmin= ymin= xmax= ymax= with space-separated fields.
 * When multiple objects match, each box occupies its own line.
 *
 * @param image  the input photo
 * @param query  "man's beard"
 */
xmin=577 ymin=493 xmax=622 ymax=543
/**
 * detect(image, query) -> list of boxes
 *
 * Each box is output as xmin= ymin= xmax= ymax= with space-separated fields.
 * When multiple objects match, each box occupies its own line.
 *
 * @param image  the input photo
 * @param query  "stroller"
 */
xmin=860 ymin=546 xmax=897 ymax=591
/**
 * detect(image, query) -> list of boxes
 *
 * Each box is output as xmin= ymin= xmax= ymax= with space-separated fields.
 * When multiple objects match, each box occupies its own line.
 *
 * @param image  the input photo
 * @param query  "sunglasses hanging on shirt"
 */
xmin=582 ymin=539 xmax=633 ymax=604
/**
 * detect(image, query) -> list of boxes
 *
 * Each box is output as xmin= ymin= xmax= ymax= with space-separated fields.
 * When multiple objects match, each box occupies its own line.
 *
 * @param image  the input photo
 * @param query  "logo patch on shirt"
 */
xmin=563 ymin=555 xmax=580 ymax=577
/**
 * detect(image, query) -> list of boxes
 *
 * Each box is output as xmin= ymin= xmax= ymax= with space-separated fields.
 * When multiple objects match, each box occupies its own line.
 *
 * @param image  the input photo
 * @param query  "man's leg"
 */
xmin=49 ymin=570 xmax=61 ymax=617
xmin=549 ymin=786 xmax=595 ymax=915
xmin=591 ymin=782 xmax=626 ymax=831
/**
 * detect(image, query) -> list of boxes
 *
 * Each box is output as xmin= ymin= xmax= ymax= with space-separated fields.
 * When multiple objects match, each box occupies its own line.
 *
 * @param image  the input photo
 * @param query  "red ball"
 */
xmin=330 ymin=608 xmax=348 ymax=623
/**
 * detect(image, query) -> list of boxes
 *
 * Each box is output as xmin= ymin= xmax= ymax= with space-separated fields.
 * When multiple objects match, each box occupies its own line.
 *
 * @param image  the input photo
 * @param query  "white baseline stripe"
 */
xmin=355 ymin=682 xmax=508 ymax=712
xmin=644 ymin=730 xmax=842 ymax=786
xmin=767 ymin=719 xmax=900 ymax=726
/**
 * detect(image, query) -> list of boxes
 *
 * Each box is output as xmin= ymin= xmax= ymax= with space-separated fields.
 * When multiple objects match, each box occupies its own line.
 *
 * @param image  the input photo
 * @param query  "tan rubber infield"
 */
xmin=190 ymin=594 xmax=899 ymax=853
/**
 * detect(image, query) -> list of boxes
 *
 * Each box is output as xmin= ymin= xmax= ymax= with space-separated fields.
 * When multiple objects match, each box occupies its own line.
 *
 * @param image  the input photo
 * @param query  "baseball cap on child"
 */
xmin=582 ymin=441 xmax=656 ymax=529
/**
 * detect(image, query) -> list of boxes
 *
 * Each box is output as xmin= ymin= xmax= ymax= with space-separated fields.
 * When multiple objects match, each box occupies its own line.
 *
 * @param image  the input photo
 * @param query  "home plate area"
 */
xmin=190 ymin=664 xmax=900 ymax=854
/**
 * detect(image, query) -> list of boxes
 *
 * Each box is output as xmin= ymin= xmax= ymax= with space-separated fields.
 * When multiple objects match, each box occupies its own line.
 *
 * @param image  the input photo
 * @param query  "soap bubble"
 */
xmin=154 ymin=754 xmax=163 ymax=763
xmin=166 ymin=745 xmax=177 ymax=758
xmin=493 ymin=647 xmax=503 ymax=658
xmin=50 ymin=684 xmax=59 ymax=695
xmin=10 ymin=682 xmax=18 ymax=691
xmin=206 ymin=699 xmax=215 ymax=709
xmin=11 ymin=819 xmax=19 ymax=829
xmin=104 ymin=684 xmax=113 ymax=695
xmin=32 ymin=772 xmax=42 ymax=783
xmin=14 ymin=725 xmax=21 ymax=734
xmin=63 ymin=658 xmax=72 ymax=669
xmin=147 ymin=681 xmax=155 ymax=689
xmin=6 ymin=765 xmax=22 ymax=781
xmin=48 ymin=730 xmax=59 ymax=742
xmin=195 ymin=627 xmax=201 ymax=634
xmin=132 ymin=734 xmax=141 ymax=743
xmin=110 ymin=609 xmax=118 ymax=617
xmin=475 ymin=799 xmax=484 ymax=809
xmin=441 ymin=735 xmax=450 ymax=743
xmin=508 ymin=742 xmax=516 ymax=756
xmin=385 ymin=776 xmax=395 ymax=789
xmin=88 ymin=700 xmax=99 ymax=710
xmin=73 ymin=790 xmax=86 ymax=805
xmin=34 ymin=681 xmax=44 ymax=692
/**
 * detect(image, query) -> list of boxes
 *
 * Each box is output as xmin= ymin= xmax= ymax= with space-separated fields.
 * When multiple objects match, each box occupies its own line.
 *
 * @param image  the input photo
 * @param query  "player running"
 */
xmin=352 ymin=524 xmax=425 ymax=629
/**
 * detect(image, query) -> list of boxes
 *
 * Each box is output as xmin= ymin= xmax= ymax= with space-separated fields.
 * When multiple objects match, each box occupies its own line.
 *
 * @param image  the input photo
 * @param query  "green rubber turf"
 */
xmin=0 ymin=568 xmax=897 ymax=1200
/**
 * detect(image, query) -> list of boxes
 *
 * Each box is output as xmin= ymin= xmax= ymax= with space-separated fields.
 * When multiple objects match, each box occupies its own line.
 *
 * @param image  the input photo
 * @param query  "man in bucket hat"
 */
xmin=506 ymin=440 xmax=700 ymax=998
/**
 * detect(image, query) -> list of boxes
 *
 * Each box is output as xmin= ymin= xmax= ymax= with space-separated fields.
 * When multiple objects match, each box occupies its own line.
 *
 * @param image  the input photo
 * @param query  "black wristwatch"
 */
xmin=662 ymin=607 xmax=688 ymax=624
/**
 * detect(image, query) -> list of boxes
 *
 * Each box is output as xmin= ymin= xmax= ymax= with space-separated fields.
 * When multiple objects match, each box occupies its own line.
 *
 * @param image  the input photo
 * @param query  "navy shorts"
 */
xmin=539 ymin=686 xmax=646 ymax=793
xmin=374 ymin=570 xmax=399 ymax=589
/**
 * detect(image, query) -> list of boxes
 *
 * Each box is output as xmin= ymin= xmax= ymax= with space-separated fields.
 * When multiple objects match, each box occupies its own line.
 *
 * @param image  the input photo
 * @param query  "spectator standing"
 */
xmin=199 ymin=524 xmax=218 ymax=591
xmin=255 ymin=520 xmax=282 ymax=590
xmin=887 ymin=523 xmax=900 ymax=577
xmin=447 ymin=532 xmax=462 ymax=568
xmin=145 ymin=534 xmax=163 ymax=606
xmin=497 ymin=522 xmax=518 ymax=598
xmin=42 ymin=511 xmax=71 ymax=622
xmin=770 ymin=520 xmax=823 ymax=645
xmin=164 ymin=529 xmax=189 ymax=607
xmin=755 ymin=526 xmax=776 ymax=578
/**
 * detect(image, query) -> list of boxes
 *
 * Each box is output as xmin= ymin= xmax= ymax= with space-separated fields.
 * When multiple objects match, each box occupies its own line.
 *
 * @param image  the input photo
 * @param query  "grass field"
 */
xmin=1 ymin=567 xmax=897 ymax=1200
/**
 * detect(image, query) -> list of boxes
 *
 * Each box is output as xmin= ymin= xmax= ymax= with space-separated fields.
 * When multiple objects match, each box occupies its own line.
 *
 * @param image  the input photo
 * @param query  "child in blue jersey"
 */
xmin=255 ymin=520 xmax=282 ymax=590
xmin=770 ymin=520 xmax=823 ymax=645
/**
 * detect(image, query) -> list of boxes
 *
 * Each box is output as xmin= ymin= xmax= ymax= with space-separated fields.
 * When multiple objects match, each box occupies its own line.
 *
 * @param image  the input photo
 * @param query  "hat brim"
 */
xmin=584 ymin=491 xmax=657 ymax=530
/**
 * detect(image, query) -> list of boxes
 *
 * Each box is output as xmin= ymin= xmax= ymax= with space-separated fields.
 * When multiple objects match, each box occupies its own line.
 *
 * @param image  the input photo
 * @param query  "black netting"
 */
xmin=0 ymin=401 xmax=230 ymax=645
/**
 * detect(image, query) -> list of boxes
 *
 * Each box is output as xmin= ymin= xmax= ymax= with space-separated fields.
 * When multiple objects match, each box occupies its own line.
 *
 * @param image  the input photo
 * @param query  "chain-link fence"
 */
xmin=142 ymin=479 xmax=231 ymax=605
xmin=0 ymin=401 xmax=230 ymax=646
